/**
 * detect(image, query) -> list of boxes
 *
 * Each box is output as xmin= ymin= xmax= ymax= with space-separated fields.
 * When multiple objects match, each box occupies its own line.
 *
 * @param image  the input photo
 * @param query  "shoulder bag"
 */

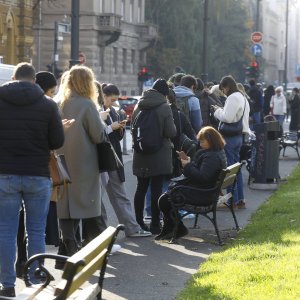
xmin=219 ymin=97 xmax=246 ymax=137
xmin=49 ymin=151 xmax=71 ymax=200
xmin=97 ymin=135 xmax=123 ymax=172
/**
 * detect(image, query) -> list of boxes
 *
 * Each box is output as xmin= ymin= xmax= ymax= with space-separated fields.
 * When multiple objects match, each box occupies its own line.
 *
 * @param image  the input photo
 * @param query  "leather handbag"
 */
xmin=219 ymin=98 xmax=246 ymax=137
xmin=97 ymin=141 xmax=123 ymax=172
xmin=49 ymin=151 xmax=71 ymax=187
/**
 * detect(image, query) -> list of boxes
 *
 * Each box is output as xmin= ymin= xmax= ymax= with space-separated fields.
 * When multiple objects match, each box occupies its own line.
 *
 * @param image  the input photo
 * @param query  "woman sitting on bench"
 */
xmin=156 ymin=126 xmax=227 ymax=240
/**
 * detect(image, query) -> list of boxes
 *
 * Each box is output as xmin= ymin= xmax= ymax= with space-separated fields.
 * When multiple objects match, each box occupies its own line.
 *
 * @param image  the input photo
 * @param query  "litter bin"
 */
xmin=250 ymin=121 xmax=281 ymax=186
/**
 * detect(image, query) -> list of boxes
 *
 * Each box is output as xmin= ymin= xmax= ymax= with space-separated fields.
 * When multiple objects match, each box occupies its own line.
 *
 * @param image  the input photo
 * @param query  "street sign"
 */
xmin=251 ymin=32 xmax=263 ymax=44
xmin=251 ymin=44 xmax=263 ymax=57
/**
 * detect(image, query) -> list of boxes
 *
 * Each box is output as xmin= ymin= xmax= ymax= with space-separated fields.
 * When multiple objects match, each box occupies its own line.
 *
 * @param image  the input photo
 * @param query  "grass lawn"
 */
xmin=178 ymin=164 xmax=300 ymax=300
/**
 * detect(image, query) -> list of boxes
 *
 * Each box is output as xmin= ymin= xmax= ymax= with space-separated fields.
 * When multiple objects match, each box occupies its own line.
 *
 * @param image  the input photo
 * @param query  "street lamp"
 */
xmin=284 ymin=0 xmax=289 ymax=91
xmin=69 ymin=0 xmax=80 ymax=68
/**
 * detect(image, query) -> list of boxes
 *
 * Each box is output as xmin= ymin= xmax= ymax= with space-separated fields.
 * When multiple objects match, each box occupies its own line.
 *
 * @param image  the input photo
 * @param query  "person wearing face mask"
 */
xmin=211 ymin=75 xmax=250 ymax=209
xmin=270 ymin=86 xmax=287 ymax=127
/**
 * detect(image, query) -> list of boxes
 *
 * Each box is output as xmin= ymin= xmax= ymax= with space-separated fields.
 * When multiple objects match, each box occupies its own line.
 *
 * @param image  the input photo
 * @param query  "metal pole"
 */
xmin=53 ymin=21 xmax=58 ymax=75
xmin=284 ymin=0 xmax=289 ymax=91
xmin=69 ymin=0 xmax=80 ymax=68
xmin=201 ymin=0 xmax=209 ymax=83
xmin=256 ymin=0 xmax=260 ymax=31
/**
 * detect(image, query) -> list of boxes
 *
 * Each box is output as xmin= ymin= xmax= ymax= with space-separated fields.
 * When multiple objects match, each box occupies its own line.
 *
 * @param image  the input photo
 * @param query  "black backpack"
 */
xmin=132 ymin=106 xmax=163 ymax=154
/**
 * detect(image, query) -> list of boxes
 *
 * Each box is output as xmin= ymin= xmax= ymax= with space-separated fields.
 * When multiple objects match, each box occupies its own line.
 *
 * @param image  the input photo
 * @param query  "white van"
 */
xmin=0 ymin=64 xmax=15 ymax=85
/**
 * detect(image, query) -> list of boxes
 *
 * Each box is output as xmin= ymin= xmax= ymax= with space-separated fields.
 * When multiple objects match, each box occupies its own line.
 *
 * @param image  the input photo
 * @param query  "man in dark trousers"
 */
xmin=247 ymin=79 xmax=263 ymax=127
xmin=0 ymin=62 xmax=64 ymax=297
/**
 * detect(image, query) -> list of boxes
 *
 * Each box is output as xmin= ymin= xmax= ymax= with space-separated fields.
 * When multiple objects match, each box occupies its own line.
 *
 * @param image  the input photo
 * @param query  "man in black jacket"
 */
xmin=0 ymin=62 xmax=64 ymax=297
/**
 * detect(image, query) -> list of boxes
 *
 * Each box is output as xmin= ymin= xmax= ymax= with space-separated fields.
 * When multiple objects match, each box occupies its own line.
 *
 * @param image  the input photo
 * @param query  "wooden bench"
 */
xmin=168 ymin=163 xmax=242 ymax=245
xmin=15 ymin=225 xmax=124 ymax=300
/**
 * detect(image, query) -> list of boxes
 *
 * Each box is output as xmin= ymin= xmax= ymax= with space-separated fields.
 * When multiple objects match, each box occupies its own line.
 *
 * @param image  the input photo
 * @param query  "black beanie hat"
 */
xmin=36 ymin=71 xmax=57 ymax=93
xmin=152 ymin=78 xmax=169 ymax=96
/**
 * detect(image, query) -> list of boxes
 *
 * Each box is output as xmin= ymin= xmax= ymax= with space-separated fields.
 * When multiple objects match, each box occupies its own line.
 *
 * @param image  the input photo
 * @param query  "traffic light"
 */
xmin=245 ymin=61 xmax=259 ymax=79
xmin=138 ymin=67 xmax=151 ymax=82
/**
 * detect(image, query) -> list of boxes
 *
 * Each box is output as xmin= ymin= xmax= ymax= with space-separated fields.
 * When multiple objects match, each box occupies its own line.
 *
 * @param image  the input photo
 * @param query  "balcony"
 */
xmin=136 ymin=23 xmax=158 ymax=50
xmin=97 ymin=13 xmax=122 ymax=46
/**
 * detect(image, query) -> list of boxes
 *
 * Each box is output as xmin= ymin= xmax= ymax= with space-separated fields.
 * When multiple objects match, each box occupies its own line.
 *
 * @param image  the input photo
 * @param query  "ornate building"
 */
xmin=32 ymin=0 xmax=157 ymax=95
xmin=0 ymin=0 xmax=34 ymax=65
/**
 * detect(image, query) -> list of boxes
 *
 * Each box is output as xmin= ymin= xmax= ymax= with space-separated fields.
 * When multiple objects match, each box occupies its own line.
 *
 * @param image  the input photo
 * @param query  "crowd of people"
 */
xmin=0 ymin=61 xmax=299 ymax=298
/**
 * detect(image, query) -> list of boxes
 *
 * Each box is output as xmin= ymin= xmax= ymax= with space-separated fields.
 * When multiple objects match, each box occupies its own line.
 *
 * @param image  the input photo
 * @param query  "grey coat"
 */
xmin=132 ymin=89 xmax=177 ymax=177
xmin=57 ymin=94 xmax=106 ymax=219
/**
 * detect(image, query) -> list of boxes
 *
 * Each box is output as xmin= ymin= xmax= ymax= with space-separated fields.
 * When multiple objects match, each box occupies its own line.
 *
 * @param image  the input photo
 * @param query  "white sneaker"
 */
xmin=111 ymin=244 xmax=121 ymax=254
xmin=128 ymin=230 xmax=152 ymax=237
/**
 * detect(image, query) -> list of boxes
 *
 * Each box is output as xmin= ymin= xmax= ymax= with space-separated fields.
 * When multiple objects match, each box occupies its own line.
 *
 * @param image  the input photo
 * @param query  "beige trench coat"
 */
xmin=57 ymin=94 xmax=105 ymax=219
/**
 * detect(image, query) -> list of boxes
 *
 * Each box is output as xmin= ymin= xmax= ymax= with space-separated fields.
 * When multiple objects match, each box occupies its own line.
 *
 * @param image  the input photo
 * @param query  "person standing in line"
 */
xmin=97 ymin=82 xmax=151 ymax=237
xmin=173 ymin=75 xmax=203 ymax=133
xmin=0 ymin=62 xmax=64 ymax=298
xmin=289 ymin=88 xmax=300 ymax=131
xmin=132 ymin=79 xmax=177 ymax=234
xmin=212 ymin=75 xmax=250 ymax=209
xmin=270 ymin=86 xmax=287 ymax=128
xmin=247 ymin=79 xmax=263 ymax=126
xmin=263 ymin=85 xmax=275 ymax=118
xmin=56 ymin=65 xmax=106 ymax=259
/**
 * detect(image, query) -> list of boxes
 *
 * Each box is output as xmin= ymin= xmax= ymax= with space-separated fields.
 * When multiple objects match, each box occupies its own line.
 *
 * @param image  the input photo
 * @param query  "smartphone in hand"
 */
xmin=176 ymin=151 xmax=188 ymax=160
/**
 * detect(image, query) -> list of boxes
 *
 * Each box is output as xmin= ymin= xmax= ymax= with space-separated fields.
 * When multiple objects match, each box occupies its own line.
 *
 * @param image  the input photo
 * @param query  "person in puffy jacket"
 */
xmin=0 ymin=62 xmax=64 ymax=297
xmin=156 ymin=126 xmax=227 ymax=241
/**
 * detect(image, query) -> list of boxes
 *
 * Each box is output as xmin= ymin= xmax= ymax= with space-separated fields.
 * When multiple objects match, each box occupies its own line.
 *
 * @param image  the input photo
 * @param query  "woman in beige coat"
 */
xmin=56 ymin=65 xmax=106 ymax=257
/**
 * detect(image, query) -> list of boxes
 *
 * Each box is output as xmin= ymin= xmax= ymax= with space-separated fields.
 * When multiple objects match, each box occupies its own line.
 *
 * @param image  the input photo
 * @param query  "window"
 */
xmin=131 ymin=49 xmax=135 ymax=73
xmin=113 ymin=47 xmax=118 ymax=74
xmin=138 ymin=0 xmax=141 ymax=23
xmin=99 ymin=0 xmax=104 ymax=13
xmin=122 ymin=48 xmax=127 ymax=73
xmin=130 ymin=0 xmax=134 ymax=23
xmin=121 ymin=0 xmax=125 ymax=19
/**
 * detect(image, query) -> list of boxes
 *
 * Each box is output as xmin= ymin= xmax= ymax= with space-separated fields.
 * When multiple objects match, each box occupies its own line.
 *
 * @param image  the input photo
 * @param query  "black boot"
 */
xmin=176 ymin=221 xmax=188 ymax=238
xmin=54 ymin=239 xmax=68 ymax=270
xmin=64 ymin=239 xmax=79 ymax=256
xmin=154 ymin=217 xmax=174 ymax=240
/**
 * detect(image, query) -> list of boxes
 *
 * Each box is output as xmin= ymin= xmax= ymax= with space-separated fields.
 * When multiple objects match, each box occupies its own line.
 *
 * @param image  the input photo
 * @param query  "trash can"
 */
xmin=250 ymin=121 xmax=281 ymax=186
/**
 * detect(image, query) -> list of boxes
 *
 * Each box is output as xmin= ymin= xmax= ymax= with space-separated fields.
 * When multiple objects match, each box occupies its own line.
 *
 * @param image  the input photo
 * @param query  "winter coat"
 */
xmin=214 ymin=92 xmax=251 ymax=135
xmin=247 ymin=86 xmax=263 ymax=113
xmin=195 ymin=90 xmax=223 ymax=128
xmin=289 ymin=93 xmax=300 ymax=131
xmin=270 ymin=94 xmax=287 ymax=116
xmin=0 ymin=81 xmax=64 ymax=177
xmin=132 ymin=89 xmax=177 ymax=178
xmin=183 ymin=149 xmax=227 ymax=189
xmin=170 ymin=103 xmax=196 ymax=177
xmin=103 ymin=105 xmax=125 ymax=182
xmin=173 ymin=85 xmax=203 ymax=132
xmin=57 ymin=94 xmax=106 ymax=219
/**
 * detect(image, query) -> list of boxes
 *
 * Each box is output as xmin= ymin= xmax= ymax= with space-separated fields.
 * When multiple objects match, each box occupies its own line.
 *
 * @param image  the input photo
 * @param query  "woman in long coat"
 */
xmin=57 ymin=65 xmax=106 ymax=255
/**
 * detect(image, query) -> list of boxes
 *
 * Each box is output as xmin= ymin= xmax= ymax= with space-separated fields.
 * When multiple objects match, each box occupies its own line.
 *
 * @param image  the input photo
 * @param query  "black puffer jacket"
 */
xmin=183 ymin=148 xmax=227 ymax=188
xmin=0 ymin=81 xmax=64 ymax=177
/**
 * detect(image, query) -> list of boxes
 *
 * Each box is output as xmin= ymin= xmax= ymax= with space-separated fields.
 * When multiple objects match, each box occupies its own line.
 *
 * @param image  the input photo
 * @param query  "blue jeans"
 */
xmin=0 ymin=175 xmax=51 ymax=288
xmin=224 ymin=135 xmax=244 ymax=204
xmin=274 ymin=115 xmax=285 ymax=127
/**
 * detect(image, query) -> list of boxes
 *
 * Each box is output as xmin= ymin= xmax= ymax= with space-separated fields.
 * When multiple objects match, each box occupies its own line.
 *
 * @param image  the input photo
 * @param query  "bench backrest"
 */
xmin=221 ymin=162 xmax=242 ymax=190
xmin=54 ymin=226 xmax=121 ymax=299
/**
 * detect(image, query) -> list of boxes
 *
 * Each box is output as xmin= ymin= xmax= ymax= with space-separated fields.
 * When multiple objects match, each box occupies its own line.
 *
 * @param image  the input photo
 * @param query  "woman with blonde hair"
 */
xmin=56 ymin=65 xmax=106 ymax=259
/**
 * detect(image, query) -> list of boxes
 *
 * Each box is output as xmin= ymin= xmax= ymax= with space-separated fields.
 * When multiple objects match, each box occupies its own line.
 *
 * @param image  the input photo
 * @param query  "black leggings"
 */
xmin=134 ymin=175 xmax=164 ymax=227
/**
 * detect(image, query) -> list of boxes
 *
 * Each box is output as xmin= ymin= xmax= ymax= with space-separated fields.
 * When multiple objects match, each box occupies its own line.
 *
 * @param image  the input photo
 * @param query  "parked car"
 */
xmin=0 ymin=63 xmax=14 ymax=85
xmin=117 ymin=96 xmax=140 ymax=123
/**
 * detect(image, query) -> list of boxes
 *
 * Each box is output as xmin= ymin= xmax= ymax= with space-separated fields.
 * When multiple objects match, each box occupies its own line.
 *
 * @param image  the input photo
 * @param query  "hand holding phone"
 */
xmin=176 ymin=151 xmax=188 ymax=160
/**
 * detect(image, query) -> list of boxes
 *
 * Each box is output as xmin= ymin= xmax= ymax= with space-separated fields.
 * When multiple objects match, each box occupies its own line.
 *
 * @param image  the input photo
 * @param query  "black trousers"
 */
xmin=134 ymin=175 xmax=164 ymax=227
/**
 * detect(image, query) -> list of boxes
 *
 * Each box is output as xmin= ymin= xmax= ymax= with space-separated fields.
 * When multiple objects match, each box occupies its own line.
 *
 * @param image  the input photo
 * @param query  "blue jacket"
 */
xmin=173 ymin=86 xmax=202 ymax=132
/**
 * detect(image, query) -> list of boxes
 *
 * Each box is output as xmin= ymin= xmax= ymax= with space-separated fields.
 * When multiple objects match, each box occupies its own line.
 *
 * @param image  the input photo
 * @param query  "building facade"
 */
xmin=0 ymin=0 xmax=34 ymax=65
xmin=32 ymin=0 xmax=157 ymax=95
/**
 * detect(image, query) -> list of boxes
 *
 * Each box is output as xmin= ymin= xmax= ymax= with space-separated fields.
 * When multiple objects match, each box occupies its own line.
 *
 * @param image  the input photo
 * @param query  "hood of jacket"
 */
xmin=0 ymin=81 xmax=44 ymax=106
xmin=173 ymin=85 xmax=195 ymax=98
xmin=138 ymin=89 xmax=167 ymax=110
